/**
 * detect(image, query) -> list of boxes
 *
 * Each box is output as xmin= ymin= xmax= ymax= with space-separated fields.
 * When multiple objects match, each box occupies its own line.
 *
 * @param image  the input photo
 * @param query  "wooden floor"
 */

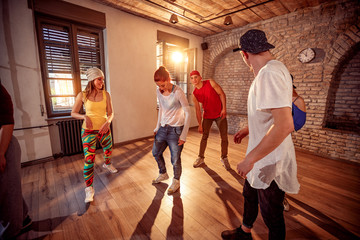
xmin=19 ymin=128 xmax=360 ymax=240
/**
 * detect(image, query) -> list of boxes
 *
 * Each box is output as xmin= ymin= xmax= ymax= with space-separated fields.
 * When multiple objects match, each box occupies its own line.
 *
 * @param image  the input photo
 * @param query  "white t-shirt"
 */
xmin=246 ymin=60 xmax=300 ymax=194
xmin=154 ymin=85 xmax=191 ymax=142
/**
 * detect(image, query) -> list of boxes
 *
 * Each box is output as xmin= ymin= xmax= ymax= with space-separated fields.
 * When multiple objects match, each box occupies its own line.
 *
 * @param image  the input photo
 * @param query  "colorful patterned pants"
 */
xmin=81 ymin=128 xmax=113 ymax=187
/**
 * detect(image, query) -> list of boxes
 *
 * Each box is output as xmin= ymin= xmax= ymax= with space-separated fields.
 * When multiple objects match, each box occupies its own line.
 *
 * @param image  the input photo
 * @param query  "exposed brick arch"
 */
xmin=203 ymin=46 xmax=236 ymax=78
xmin=324 ymin=24 xmax=360 ymax=73
xmin=203 ymin=32 xmax=242 ymax=78
xmin=203 ymin=29 xmax=292 ymax=79
xmin=324 ymin=24 xmax=360 ymax=132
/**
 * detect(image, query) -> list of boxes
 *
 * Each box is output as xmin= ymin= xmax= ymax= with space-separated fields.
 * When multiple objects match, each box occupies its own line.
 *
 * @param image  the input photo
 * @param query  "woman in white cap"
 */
xmin=71 ymin=67 xmax=117 ymax=203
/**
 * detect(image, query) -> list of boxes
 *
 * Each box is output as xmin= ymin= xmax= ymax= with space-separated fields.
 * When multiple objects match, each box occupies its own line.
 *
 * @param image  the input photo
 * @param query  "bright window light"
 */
xmin=171 ymin=51 xmax=183 ymax=63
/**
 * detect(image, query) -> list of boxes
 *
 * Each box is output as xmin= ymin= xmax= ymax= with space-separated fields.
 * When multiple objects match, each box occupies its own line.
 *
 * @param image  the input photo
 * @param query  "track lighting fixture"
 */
xmin=224 ymin=16 xmax=233 ymax=26
xmin=169 ymin=14 xmax=178 ymax=24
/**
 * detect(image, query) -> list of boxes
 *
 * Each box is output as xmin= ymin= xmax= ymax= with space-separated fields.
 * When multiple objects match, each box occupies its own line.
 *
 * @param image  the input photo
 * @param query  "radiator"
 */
xmin=56 ymin=120 xmax=110 ymax=156
xmin=57 ymin=120 xmax=83 ymax=156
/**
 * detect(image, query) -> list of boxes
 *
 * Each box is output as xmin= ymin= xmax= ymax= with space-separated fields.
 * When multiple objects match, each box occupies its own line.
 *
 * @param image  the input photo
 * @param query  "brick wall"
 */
xmin=325 ymin=43 xmax=360 ymax=132
xmin=202 ymin=0 xmax=360 ymax=163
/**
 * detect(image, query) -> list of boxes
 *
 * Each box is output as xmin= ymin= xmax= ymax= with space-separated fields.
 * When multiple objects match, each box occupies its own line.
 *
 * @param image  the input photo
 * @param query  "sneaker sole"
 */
xmin=193 ymin=162 xmax=205 ymax=168
xmin=103 ymin=164 xmax=118 ymax=173
xmin=85 ymin=196 xmax=94 ymax=203
xmin=152 ymin=177 xmax=169 ymax=184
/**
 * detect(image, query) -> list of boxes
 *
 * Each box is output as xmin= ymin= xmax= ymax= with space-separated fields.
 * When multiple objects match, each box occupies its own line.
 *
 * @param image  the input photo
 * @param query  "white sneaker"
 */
xmin=167 ymin=178 xmax=180 ymax=194
xmin=103 ymin=163 xmax=118 ymax=173
xmin=193 ymin=157 xmax=205 ymax=168
xmin=85 ymin=186 xmax=95 ymax=203
xmin=221 ymin=157 xmax=231 ymax=170
xmin=152 ymin=173 xmax=169 ymax=184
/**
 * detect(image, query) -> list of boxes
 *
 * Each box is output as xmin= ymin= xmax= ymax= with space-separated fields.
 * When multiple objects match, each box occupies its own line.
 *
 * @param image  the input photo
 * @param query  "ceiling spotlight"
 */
xmin=224 ymin=16 xmax=233 ymax=26
xmin=169 ymin=14 xmax=178 ymax=24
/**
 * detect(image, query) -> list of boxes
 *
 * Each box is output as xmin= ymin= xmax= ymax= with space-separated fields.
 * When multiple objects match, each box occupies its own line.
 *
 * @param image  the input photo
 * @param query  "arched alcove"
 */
xmin=324 ymin=42 xmax=360 ymax=134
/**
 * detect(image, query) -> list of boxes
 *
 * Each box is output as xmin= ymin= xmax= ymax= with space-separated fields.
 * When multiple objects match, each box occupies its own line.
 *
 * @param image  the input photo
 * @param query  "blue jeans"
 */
xmin=152 ymin=125 xmax=184 ymax=180
xmin=243 ymin=180 xmax=285 ymax=240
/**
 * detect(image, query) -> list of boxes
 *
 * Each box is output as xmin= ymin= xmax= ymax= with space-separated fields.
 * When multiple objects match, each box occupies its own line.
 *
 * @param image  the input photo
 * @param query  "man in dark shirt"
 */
xmin=0 ymin=81 xmax=32 ymax=238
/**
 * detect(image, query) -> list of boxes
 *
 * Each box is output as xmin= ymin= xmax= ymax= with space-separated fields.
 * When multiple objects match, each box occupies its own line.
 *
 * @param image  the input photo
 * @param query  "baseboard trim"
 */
xmin=113 ymin=135 xmax=154 ymax=148
xmin=294 ymin=147 xmax=360 ymax=166
xmin=21 ymin=156 xmax=55 ymax=168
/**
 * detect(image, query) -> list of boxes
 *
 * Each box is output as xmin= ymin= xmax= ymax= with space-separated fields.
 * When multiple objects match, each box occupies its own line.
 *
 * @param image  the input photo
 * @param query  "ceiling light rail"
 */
xmin=163 ymin=0 xmax=205 ymax=20
xmin=144 ymin=0 xmax=274 ymax=24
xmin=143 ymin=0 xmax=200 ymax=24
xmin=201 ymin=0 xmax=274 ymax=24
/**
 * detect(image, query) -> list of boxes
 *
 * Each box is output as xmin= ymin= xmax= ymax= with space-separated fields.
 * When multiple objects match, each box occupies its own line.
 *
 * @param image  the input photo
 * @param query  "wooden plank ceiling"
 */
xmin=93 ymin=0 xmax=332 ymax=37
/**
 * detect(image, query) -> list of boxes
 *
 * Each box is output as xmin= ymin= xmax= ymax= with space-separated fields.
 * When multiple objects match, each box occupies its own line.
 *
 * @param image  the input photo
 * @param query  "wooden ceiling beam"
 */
xmin=94 ymin=0 xmax=334 ymax=37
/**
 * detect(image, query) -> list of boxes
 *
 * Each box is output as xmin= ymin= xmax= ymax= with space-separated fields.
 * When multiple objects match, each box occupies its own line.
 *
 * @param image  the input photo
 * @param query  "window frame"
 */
xmin=35 ymin=14 xmax=105 ymax=118
xmin=156 ymin=39 xmax=197 ymax=105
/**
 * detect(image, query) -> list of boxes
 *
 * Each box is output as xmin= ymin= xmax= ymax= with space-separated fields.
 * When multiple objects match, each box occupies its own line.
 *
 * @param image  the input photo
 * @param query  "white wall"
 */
xmin=0 ymin=0 xmax=203 ymax=162
xmin=0 ymin=0 xmax=52 ymax=162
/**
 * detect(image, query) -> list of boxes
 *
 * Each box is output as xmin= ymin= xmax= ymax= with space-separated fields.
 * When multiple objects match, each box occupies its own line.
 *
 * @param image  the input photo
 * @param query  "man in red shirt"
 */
xmin=190 ymin=70 xmax=230 ymax=170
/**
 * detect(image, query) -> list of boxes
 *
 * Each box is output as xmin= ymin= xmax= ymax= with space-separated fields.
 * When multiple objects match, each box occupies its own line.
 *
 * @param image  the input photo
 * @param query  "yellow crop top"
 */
xmin=82 ymin=91 xmax=107 ymax=130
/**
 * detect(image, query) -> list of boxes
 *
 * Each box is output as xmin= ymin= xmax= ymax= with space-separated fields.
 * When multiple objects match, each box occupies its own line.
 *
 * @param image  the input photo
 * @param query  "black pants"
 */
xmin=243 ymin=180 xmax=285 ymax=240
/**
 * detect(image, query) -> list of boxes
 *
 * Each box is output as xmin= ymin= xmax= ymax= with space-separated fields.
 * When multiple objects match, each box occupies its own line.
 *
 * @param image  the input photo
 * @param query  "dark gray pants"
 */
xmin=199 ymin=117 xmax=228 ymax=159
xmin=0 ymin=136 xmax=28 ymax=239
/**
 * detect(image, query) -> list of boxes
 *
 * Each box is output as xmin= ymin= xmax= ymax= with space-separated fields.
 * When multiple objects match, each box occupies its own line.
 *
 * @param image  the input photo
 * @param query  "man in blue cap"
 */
xmin=221 ymin=29 xmax=300 ymax=240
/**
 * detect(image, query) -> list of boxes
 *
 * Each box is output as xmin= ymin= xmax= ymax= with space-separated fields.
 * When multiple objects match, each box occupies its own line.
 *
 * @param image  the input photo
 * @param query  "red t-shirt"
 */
xmin=193 ymin=80 xmax=222 ymax=119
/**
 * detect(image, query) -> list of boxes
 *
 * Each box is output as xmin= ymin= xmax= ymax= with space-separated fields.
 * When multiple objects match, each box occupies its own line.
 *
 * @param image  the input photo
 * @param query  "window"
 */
xmin=36 ymin=16 xmax=104 ymax=118
xmin=156 ymin=31 xmax=197 ymax=104
xmin=156 ymin=41 xmax=189 ymax=95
